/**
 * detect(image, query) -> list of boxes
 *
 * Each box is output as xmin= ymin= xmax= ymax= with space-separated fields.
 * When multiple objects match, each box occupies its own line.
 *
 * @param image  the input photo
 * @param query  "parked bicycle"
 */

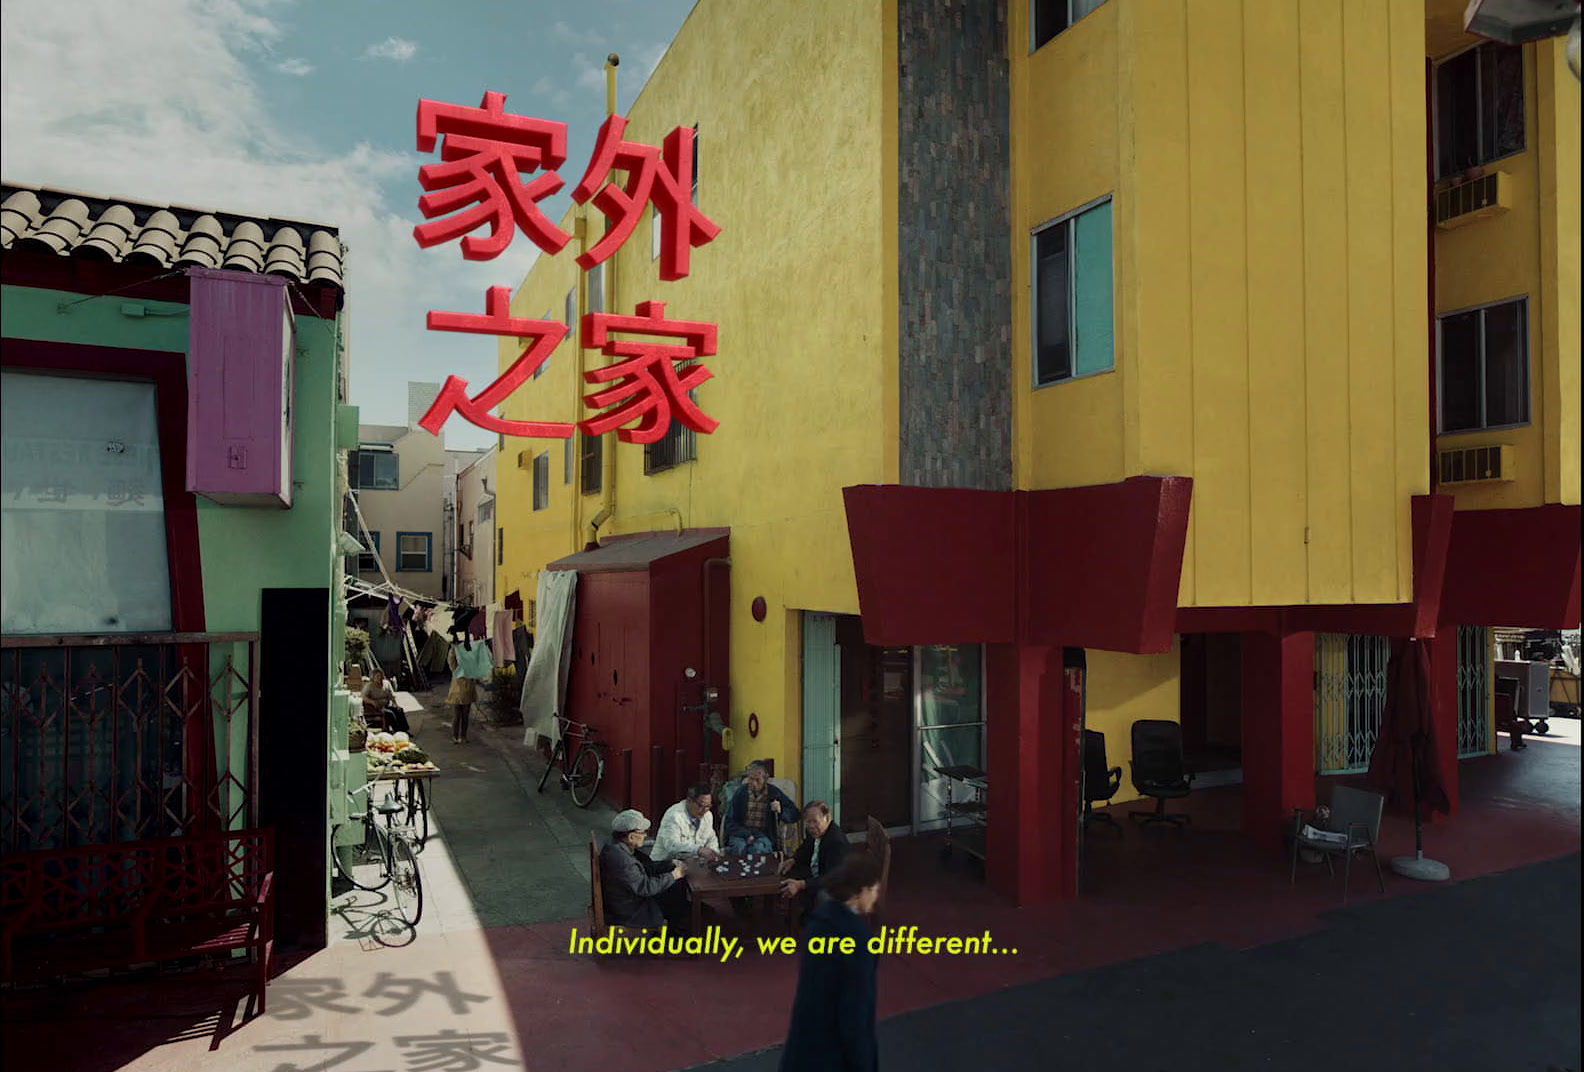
xmin=536 ymin=715 xmax=607 ymax=808
xmin=331 ymin=781 xmax=424 ymax=926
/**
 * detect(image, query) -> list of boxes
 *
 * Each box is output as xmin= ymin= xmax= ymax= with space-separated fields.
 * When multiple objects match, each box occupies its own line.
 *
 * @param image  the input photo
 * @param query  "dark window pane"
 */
xmin=1440 ymin=311 xmax=1481 ymax=433
xmin=1482 ymin=300 xmax=1527 ymax=427
xmin=1033 ymin=0 xmax=1069 ymax=50
xmin=1436 ymin=49 xmax=1479 ymax=176
xmin=1480 ymin=44 xmax=1525 ymax=160
xmin=1035 ymin=222 xmax=1071 ymax=384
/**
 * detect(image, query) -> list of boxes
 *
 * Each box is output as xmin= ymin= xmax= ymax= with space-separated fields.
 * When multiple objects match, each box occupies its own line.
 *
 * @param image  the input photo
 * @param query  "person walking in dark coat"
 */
xmin=779 ymin=855 xmax=883 ymax=1072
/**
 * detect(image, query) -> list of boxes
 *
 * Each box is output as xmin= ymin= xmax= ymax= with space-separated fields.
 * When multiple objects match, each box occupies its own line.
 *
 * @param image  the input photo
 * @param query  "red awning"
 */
xmin=1439 ymin=504 xmax=1581 ymax=628
xmin=842 ymin=477 xmax=1192 ymax=653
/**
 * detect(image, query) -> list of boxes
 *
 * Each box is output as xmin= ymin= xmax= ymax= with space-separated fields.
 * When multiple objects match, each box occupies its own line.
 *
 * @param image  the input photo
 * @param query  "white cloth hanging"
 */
xmin=521 ymin=570 xmax=578 ymax=747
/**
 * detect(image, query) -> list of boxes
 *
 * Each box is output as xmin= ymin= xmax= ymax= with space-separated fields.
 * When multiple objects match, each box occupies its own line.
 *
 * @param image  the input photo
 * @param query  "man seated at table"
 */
xmin=723 ymin=761 xmax=797 ymax=856
xmin=651 ymin=782 xmax=722 ymax=864
xmin=600 ymin=809 xmax=690 ymax=933
xmin=778 ymin=801 xmax=850 ymax=914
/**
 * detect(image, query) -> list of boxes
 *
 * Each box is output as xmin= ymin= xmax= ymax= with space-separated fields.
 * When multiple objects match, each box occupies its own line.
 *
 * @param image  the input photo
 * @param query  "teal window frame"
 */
xmin=395 ymin=531 xmax=432 ymax=572
xmin=1033 ymin=195 xmax=1114 ymax=388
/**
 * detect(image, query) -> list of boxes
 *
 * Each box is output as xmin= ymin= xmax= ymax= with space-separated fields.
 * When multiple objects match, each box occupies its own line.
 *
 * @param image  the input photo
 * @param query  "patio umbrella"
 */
xmin=1366 ymin=637 xmax=1452 ymax=882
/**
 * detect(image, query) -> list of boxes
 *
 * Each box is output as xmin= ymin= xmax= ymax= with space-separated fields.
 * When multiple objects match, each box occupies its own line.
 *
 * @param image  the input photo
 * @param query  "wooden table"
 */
xmin=685 ymin=853 xmax=786 ymax=935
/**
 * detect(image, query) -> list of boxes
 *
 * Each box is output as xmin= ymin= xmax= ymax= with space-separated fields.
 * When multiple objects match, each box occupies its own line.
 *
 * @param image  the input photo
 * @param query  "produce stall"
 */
xmin=361 ymin=731 xmax=439 ymax=847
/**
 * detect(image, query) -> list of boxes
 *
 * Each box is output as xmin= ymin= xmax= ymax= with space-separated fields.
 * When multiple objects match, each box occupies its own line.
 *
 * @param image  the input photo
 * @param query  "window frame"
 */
xmin=1031 ymin=193 xmax=1116 ymax=390
xmin=580 ymin=431 xmax=603 ymax=495
xmin=644 ymin=389 xmax=699 ymax=474
xmin=1031 ymin=0 xmax=1108 ymax=53
xmin=1432 ymin=40 xmax=1526 ymax=180
xmin=355 ymin=447 xmax=399 ymax=490
xmin=357 ymin=530 xmax=381 ymax=574
xmin=532 ymin=451 xmax=550 ymax=510
xmin=395 ymin=531 xmax=431 ymax=573
xmin=1435 ymin=294 xmax=1531 ymax=435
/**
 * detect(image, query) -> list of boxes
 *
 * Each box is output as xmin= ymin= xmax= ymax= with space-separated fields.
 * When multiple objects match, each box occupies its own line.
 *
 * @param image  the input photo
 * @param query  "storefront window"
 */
xmin=1 ymin=371 xmax=173 ymax=635
xmin=916 ymin=644 xmax=985 ymax=826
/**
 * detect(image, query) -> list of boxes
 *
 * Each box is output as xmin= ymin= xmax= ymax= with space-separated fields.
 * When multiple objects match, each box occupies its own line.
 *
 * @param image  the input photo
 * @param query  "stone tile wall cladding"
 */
xmin=897 ymin=0 xmax=1013 ymax=491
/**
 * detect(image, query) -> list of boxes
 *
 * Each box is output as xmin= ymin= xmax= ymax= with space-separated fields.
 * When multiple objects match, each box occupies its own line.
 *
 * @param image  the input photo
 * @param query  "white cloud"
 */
xmin=275 ymin=56 xmax=313 ymax=76
xmin=363 ymin=36 xmax=417 ymax=62
xmin=550 ymin=21 xmax=606 ymax=49
xmin=0 ymin=0 xmax=505 ymax=448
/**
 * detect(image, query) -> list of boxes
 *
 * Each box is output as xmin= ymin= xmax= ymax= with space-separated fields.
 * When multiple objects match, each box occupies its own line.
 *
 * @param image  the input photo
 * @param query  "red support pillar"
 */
xmin=1241 ymin=631 xmax=1316 ymax=850
xmin=986 ymin=643 xmax=1077 ymax=904
xmin=1427 ymin=629 xmax=1461 ymax=820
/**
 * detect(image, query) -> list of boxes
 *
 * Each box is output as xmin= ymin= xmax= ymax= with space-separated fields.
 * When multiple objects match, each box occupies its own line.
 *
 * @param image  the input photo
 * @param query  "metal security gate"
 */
xmin=1315 ymin=633 xmax=1390 ymax=774
xmin=1456 ymin=626 xmax=1494 ymax=757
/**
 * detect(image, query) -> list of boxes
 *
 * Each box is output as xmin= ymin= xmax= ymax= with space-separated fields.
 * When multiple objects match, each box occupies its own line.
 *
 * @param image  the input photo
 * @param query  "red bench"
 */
xmin=1 ymin=828 xmax=275 ymax=1012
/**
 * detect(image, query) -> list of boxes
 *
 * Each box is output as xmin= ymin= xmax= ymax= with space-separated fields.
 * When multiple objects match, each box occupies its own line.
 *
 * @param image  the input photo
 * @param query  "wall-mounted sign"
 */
xmin=412 ymin=92 xmax=721 ymax=443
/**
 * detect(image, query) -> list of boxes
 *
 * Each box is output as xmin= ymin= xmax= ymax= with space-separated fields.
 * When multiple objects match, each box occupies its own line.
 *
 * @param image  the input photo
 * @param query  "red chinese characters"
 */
xmin=579 ymin=302 xmax=717 ymax=444
xmin=412 ymin=92 xmax=723 ymax=442
xmin=414 ymin=92 xmax=572 ymax=260
xmin=571 ymin=116 xmax=721 ymax=281
xmin=416 ymin=287 xmax=574 ymax=439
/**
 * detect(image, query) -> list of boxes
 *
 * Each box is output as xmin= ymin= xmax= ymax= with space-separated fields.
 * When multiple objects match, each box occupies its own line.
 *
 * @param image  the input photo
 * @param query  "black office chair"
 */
xmin=1082 ymin=730 xmax=1124 ymax=836
xmin=1129 ymin=719 xmax=1194 ymax=832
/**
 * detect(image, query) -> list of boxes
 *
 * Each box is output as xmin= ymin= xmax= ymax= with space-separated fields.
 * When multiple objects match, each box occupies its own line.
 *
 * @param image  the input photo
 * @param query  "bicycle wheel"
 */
xmin=537 ymin=740 xmax=562 ymax=793
xmin=406 ymin=782 xmax=430 ymax=849
xmin=568 ymin=744 xmax=605 ymax=808
xmin=388 ymin=836 xmax=423 ymax=927
xmin=334 ymin=820 xmax=392 ymax=891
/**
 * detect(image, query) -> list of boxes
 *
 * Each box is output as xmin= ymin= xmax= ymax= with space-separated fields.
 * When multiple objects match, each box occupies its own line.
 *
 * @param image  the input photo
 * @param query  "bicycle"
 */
xmin=536 ymin=715 xmax=607 ymax=808
xmin=331 ymin=781 xmax=424 ymax=926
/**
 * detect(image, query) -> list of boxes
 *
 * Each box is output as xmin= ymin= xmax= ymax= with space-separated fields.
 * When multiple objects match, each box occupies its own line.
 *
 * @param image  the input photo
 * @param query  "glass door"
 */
xmin=914 ymin=644 xmax=985 ymax=831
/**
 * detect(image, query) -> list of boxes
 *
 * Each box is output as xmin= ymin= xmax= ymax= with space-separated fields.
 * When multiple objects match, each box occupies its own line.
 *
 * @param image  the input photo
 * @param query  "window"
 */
xmin=358 ymin=531 xmax=381 ymax=573
xmin=396 ymin=532 xmax=432 ymax=572
xmin=467 ymin=520 xmax=474 ymax=554
xmin=587 ymin=263 xmax=603 ymax=315
xmin=356 ymin=448 xmax=399 ymax=490
xmin=581 ymin=431 xmax=603 ymax=495
xmin=1033 ymin=0 xmax=1108 ymax=51
xmin=1435 ymin=42 xmax=1524 ymax=178
xmin=477 ymin=497 xmax=494 ymax=523
xmin=1439 ymin=297 xmax=1529 ymax=433
xmin=1034 ymin=197 xmax=1113 ymax=386
xmin=532 ymin=451 xmax=550 ymax=510
xmin=645 ymin=393 xmax=698 ymax=473
xmin=563 ymin=437 xmax=573 ymax=484
xmin=1 ymin=371 xmax=173 ymax=634
xmin=497 ymin=527 xmax=505 ymax=566
xmin=534 ymin=309 xmax=555 ymax=380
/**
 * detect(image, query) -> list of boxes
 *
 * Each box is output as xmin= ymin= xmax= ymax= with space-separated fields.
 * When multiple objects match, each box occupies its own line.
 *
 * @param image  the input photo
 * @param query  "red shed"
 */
xmin=548 ymin=529 xmax=730 ymax=818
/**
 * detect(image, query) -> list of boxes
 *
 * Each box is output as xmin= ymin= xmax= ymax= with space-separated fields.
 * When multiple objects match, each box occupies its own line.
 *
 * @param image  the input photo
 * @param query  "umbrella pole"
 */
xmin=1391 ymin=731 xmax=1450 ymax=882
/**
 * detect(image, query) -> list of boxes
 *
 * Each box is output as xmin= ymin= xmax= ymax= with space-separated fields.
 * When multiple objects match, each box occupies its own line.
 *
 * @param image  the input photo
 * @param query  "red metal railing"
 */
xmin=0 ymin=632 xmax=259 ymax=854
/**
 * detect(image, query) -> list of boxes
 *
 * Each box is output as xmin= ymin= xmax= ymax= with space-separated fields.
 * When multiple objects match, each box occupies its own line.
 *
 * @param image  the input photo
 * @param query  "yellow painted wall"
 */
xmin=1432 ymin=27 xmax=1581 ymax=510
xmin=1012 ymin=0 xmax=1430 ymax=610
xmin=1083 ymin=643 xmax=1181 ymax=808
xmin=496 ymin=0 xmax=892 ymax=781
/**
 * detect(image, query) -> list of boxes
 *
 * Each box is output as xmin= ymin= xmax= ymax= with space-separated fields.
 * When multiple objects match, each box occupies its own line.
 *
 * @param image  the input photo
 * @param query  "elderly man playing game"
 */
xmin=651 ymin=782 xmax=722 ymax=864
xmin=599 ymin=809 xmax=690 ymax=933
xmin=723 ymin=761 xmax=797 ymax=856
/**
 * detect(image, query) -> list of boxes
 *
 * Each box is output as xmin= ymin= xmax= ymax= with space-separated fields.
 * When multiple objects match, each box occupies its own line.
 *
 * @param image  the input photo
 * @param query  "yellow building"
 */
xmin=495 ymin=0 xmax=1579 ymax=905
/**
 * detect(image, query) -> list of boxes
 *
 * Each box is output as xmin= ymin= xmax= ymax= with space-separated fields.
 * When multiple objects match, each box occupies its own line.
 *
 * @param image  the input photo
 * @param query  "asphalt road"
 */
xmin=688 ymin=853 xmax=1582 ymax=1072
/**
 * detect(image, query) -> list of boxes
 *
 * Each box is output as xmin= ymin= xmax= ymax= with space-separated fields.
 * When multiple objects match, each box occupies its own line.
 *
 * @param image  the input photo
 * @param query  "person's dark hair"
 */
xmin=823 ymin=854 xmax=882 ymax=903
xmin=687 ymin=782 xmax=713 ymax=801
xmin=804 ymin=800 xmax=831 ymax=818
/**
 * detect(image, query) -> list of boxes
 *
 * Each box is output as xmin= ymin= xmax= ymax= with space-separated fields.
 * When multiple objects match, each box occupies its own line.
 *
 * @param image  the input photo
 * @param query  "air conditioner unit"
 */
xmin=1435 ymin=171 xmax=1512 ymax=229
xmin=1438 ymin=444 xmax=1514 ymax=485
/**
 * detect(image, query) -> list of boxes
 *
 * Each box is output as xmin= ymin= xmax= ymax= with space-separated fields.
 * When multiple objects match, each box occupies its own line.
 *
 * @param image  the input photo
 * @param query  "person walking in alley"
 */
xmin=447 ymin=636 xmax=491 ymax=744
xmin=779 ymin=855 xmax=883 ymax=1072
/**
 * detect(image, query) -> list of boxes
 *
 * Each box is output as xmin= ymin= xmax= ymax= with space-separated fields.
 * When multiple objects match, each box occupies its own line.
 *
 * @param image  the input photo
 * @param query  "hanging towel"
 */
xmin=467 ymin=607 xmax=488 ymax=639
xmin=384 ymin=595 xmax=404 ymax=635
xmin=454 ymin=638 xmax=494 ymax=680
xmin=521 ymin=570 xmax=578 ymax=747
xmin=491 ymin=609 xmax=514 ymax=666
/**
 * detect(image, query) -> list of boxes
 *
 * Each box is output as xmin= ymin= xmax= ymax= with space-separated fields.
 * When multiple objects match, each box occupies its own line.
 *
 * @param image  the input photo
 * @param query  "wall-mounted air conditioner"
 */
xmin=1438 ymin=444 xmax=1514 ymax=486
xmin=1434 ymin=171 xmax=1512 ymax=230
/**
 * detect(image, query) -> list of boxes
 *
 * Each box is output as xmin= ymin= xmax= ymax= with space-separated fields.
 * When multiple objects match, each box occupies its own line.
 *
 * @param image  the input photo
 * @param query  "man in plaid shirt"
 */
xmin=724 ymin=761 xmax=796 ymax=855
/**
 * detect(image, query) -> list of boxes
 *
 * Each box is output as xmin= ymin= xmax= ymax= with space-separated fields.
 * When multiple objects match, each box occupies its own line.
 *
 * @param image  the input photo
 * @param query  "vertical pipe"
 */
xmin=1426 ymin=59 xmax=1440 ymax=492
xmin=595 ymin=54 xmax=622 ymax=542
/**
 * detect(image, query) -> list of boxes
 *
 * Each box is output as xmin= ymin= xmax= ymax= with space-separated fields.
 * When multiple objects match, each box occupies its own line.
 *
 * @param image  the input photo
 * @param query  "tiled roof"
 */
xmin=0 ymin=181 xmax=344 ymax=290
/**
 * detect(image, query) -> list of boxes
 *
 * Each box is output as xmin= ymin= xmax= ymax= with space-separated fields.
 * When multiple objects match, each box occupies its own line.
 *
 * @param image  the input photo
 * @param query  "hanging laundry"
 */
xmin=490 ymin=607 xmax=513 ymax=666
xmin=466 ymin=607 xmax=488 ymax=640
xmin=512 ymin=621 xmax=533 ymax=677
xmin=383 ymin=595 xmax=404 ymax=635
xmin=454 ymin=637 xmax=494 ymax=680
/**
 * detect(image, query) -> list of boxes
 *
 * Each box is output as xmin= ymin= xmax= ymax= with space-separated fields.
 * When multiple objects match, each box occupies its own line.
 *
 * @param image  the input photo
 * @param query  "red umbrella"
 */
xmin=1367 ymin=637 xmax=1450 ymax=880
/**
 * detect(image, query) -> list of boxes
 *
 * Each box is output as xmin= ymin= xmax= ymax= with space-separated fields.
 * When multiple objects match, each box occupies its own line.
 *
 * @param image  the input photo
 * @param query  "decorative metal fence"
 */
xmin=0 ymin=633 xmax=258 ymax=855
xmin=1456 ymin=625 xmax=1494 ymax=757
xmin=1315 ymin=633 xmax=1390 ymax=774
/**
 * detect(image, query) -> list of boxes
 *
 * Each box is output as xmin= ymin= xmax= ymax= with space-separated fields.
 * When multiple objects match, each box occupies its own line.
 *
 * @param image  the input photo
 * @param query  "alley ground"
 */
xmin=2 ymin=694 xmax=1578 ymax=1072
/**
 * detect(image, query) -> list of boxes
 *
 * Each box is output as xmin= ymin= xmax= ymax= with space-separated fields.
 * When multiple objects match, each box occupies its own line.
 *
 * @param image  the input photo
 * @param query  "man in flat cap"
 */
xmin=599 ymin=809 xmax=691 ymax=932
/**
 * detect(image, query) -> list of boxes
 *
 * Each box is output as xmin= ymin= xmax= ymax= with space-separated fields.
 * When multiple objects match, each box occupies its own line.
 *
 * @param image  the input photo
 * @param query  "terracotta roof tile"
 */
xmin=0 ymin=180 xmax=344 ymax=294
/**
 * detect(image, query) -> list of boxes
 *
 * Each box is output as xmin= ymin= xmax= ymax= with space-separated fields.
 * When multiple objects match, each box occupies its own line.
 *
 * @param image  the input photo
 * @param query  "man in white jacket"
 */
xmin=650 ymin=782 xmax=722 ymax=864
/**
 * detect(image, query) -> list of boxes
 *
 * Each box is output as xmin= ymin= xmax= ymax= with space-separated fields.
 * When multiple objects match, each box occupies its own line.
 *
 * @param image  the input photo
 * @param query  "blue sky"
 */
xmin=1 ymin=0 xmax=698 ymax=449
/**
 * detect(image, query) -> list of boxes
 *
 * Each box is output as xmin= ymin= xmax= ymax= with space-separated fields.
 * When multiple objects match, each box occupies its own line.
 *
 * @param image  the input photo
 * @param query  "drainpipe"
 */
xmin=589 ymin=53 xmax=621 ymax=548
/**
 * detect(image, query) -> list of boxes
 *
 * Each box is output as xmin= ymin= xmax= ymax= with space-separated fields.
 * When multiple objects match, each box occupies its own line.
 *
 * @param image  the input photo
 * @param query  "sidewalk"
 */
xmin=3 ymin=712 xmax=1578 ymax=1072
